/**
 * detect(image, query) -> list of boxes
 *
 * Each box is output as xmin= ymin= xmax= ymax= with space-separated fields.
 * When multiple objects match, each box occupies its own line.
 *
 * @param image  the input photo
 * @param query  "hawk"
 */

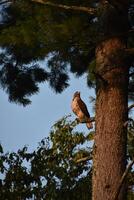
xmin=71 ymin=91 xmax=93 ymax=129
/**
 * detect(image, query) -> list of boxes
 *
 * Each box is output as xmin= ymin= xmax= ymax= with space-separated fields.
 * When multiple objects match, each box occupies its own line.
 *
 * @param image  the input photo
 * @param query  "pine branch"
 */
xmin=113 ymin=158 xmax=134 ymax=200
xmin=31 ymin=0 xmax=97 ymax=15
xmin=0 ymin=0 xmax=11 ymax=5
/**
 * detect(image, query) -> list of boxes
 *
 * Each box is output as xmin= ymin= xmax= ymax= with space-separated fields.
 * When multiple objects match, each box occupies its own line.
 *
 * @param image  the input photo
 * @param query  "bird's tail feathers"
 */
xmin=86 ymin=121 xmax=93 ymax=129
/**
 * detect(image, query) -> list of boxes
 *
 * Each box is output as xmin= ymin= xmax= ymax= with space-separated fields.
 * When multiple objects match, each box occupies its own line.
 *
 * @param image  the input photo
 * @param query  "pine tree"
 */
xmin=0 ymin=1 xmax=134 ymax=200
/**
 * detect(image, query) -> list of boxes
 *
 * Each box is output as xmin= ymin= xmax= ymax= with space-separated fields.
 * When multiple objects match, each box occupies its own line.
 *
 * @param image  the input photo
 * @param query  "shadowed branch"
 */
xmin=76 ymin=156 xmax=92 ymax=163
xmin=113 ymin=158 xmax=134 ymax=200
xmin=31 ymin=0 xmax=97 ymax=15
xmin=0 ymin=0 xmax=97 ymax=15
xmin=128 ymin=104 xmax=134 ymax=111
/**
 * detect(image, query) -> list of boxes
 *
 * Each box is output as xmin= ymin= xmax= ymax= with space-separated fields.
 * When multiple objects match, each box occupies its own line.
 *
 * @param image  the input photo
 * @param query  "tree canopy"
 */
xmin=0 ymin=116 xmax=134 ymax=199
xmin=0 ymin=117 xmax=92 ymax=200
xmin=0 ymin=0 xmax=133 ymax=105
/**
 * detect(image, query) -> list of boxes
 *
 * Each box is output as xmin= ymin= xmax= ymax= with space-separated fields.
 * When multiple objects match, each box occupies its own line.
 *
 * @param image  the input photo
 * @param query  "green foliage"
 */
xmin=0 ymin=117 xmax=93 ymax=200
xmin=127 ymin=120 xmax=134 ymax=197
xmin=0 ymin=116 xmax=134 ymax=199
xmin=87 ymin=59 xmax=96 ymax=88
xmin=127 ymin=191 xmax=134 ymax=200
xmin=0 ymin=0 xmax=96 ymax=104
xmin=127 ymin=121 xmax=134 ymax=159
xmin=0 ymin=1 xmax=134 ymax=104
xmin=0 ymin=62 xmax=49 ymax=105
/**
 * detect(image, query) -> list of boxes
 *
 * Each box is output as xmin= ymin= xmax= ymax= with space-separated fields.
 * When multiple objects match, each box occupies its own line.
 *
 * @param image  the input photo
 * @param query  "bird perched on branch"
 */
xmin=71 ymin=91 xmax=93 ymax=129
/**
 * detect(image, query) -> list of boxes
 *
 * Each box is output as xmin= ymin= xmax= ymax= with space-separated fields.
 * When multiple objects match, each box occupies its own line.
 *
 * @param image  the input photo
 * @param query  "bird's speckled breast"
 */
xmin=71 ymin=98 xmax=85 ymax=120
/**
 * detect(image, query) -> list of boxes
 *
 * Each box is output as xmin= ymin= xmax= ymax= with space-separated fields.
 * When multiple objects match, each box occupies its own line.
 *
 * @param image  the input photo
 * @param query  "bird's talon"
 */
xmin=75 ymin=118 xmax=79 ymax=124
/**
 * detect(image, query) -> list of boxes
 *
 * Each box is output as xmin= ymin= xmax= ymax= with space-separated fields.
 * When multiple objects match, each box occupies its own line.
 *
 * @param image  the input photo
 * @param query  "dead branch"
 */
xmin=113 ymin=158 xmax=134 ymax=200
xmin=31 ymin=0 xmax=97 ymax=15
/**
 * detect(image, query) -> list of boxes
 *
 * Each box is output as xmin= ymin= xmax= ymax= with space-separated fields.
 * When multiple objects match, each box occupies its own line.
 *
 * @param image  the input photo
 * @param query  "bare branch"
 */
xmin=31 ymin=0 xmax=97 ymax=15
xmin=90 ymin=117 xmax=95 ymax=122
xmin=128 ymin=104 xmax=134 ymax=111
xmin=76 ymin=156 xmax=92 ymax=163
xmin=113 ymin=158 xmax=134 ymax=200
xmin=123 ymin=118 xmax=133 ymax=127
xmin=0 ymin=0 xmax=97 ymax=15
xmin=76 ymin=116 xmax=95 ymax=125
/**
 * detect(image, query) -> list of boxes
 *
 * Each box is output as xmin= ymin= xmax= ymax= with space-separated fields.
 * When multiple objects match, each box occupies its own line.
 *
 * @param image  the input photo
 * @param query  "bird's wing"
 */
xmin=77 ymin=98 xmax=90 ymax=118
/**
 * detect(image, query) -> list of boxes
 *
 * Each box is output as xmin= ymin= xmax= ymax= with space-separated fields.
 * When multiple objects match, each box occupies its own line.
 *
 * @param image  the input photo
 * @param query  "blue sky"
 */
xmin=0 ymin=4 xmax=95 ymax=153
xmin=0 ymin=73 xmax=95 ymax=152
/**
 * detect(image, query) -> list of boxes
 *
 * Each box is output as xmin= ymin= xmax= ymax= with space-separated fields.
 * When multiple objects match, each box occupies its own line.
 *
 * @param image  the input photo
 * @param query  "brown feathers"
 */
xmin=71 ymin=91 xmax=93 ymax=129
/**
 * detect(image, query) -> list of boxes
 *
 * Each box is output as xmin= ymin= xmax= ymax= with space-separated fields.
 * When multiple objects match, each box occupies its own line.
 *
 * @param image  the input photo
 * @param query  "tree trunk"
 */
xmin=92 ymin=37 xmax=129 ymax=200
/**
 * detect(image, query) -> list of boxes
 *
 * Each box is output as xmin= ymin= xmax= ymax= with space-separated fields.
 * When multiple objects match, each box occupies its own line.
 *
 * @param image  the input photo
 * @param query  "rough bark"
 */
xmin=92 ymin=37 xmax=129 ymax=200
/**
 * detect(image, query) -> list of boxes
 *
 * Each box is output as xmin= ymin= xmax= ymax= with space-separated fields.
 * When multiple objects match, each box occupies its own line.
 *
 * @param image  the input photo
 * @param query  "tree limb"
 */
xmin=90 ymin=117 xmax=95 ymax=122
xmin=128 ymin=104 xmax=134 ymax=111
xmin=123 ymin=118 xmax=133 ymax=127
xmin=113 ymin=158 xmax=134 ymax=200
xmin=31 ymin=0 xmax=97 ymax=15
xmin=76 ymin=156 xmax=92 ymax=163
xmin=107 ymin=0 xmax=128 ymax=9
xmin=0 ymin=0 xmax=97 ymax=15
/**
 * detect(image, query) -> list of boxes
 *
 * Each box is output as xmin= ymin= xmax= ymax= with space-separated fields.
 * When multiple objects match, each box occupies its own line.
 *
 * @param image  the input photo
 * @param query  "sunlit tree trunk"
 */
xmin=92 ymin=1 xmax=130 ymax=199
xmin=92 ymin=36 xmax=129 ymax=200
